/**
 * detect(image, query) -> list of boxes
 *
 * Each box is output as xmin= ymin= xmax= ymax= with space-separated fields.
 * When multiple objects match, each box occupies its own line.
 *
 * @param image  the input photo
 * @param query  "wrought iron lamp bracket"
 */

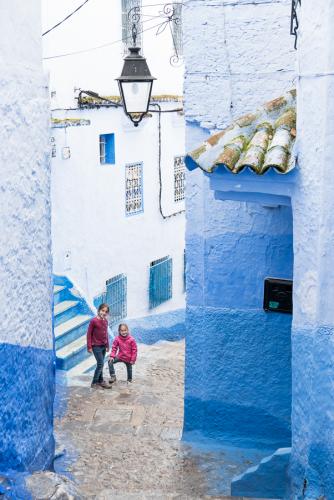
xmin=290 ymin=0 xmax=301 ymax=49
xmin=127 ymin=3 xmax=183 ymax=66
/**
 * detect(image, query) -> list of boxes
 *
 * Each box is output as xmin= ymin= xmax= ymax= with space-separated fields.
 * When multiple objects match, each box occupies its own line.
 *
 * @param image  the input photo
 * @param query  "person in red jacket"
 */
xmin=108 ymin=323 xmax=137 ymax=384
xmin=87 ymin=303 xmax=112 ymax=389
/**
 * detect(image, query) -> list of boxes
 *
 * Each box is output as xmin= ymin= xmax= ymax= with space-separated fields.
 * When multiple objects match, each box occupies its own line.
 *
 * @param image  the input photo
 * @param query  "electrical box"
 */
xmin=263 ymin=278 xmax=293 ymax=314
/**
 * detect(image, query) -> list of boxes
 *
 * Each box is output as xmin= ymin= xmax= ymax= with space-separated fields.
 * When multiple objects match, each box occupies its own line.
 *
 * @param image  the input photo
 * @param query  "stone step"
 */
xmin=53 ymin=285 xmax=69 ymax=305
xmin=56 ymin=334 xmax=90 ymax=371
xmin=54 ymin=314 xmax=91 ymax=350
xmin=54 ymin=300 xmax=80 ymax=327
xmin=67 ymin=355 xmax=97 ymax=377
xmin=54 ymin=300 xmax=78 ymax=316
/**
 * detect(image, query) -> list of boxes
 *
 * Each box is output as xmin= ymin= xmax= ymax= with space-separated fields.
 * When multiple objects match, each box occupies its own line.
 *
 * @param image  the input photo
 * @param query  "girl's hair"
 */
xmin=98 ymin=303 xmax=110 ymax=313
xmin=118 ymin=323 xmax=129 ymax=332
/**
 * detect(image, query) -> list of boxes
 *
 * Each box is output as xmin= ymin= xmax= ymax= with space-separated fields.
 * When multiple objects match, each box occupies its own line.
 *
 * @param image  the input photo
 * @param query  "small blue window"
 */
xmin=99 ymin=133 xmax=115 ymax=164
xmin=149 ymin=256 xmax=172 ymax=309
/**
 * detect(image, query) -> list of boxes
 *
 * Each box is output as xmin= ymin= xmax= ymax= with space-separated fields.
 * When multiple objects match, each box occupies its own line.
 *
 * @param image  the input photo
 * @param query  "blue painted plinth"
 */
xmin=290 ymin=327 xmax=334 ymax=500
xmin=184 ymin=306 xmax=292 ymax=449
xmin=231 ymin=447 xmax=291 ymax=499
xmin=114 ymin=309 xmax=185 ymax=345
xmin=0 ymin=343 xmax=55 ymax=472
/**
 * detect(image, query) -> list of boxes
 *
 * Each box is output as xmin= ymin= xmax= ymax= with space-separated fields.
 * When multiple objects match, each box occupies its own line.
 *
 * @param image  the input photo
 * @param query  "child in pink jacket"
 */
xmin=108 ymin=323 xmax=137 ymax=384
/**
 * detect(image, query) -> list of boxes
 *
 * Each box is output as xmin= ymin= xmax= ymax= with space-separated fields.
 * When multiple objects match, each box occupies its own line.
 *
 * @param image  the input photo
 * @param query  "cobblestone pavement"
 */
xmin=54 ymin=340 xmax=264 ymax=500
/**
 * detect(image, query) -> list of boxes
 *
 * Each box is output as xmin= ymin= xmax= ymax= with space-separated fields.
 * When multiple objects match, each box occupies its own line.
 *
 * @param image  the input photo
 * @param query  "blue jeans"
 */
xmin=108 ymin=357 xmax=132 ymax=381
xmin=92 ymin=345 xmax=106 ymax=384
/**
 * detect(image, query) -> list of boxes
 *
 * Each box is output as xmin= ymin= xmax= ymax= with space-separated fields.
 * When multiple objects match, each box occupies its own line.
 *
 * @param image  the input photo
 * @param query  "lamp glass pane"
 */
xmin=121 ymin=81 xmax=152 ymax=113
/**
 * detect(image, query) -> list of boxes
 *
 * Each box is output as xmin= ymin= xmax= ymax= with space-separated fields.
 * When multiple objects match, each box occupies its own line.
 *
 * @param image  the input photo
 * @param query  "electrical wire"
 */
xmin=43 ymin=0 xmax=91 ymax=37
xmin=43 ymin=17 xmax=172 ymax=59
xmin=150 ymin=103 xmax=185 ymax=220
xmin=43 ymin=6 xmax=182 ymax=60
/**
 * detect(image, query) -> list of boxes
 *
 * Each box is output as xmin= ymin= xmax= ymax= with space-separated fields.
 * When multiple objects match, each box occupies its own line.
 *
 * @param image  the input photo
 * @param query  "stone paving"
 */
xmin=54 ymin=340 xmax=267 ymax=499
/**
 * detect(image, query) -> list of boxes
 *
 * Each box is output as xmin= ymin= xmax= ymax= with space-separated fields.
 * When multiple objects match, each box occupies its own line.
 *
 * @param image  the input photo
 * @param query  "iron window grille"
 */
xmin=149 ymin=256 xmax=173 ymax=309
xmin=106 ymin=274 xmax=127 ymax=325
xmin=122 ymin=0 xmax=142 ymax=52
xmin=50 ymin=136 xmax=56 ymax=158
xmin=183 ymin=249 xmax=186 ymax=292
xmin=174 ymin=155 xmax=186 ymax=202
xmin=99 ymin=135 xmax=106 ymax=163
xmin=93 ymin=291 xmax=107 ymax=310
xmin=93 ymin=274 xmax=127 ymax=325
xmin=125 ymin=162 xmax=143 ymax=215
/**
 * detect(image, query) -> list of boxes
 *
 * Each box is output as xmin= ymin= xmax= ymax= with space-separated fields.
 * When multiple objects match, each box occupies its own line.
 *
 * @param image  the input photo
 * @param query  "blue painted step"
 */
xmin=54 ymin=300 xmax=81 ymax=327
xmin=53 ymin=285 xmax=68 ymax=305
xmin=56 ymin=335 xmax=90 ymax=371
xmin=53 ymin=274 xmax=95 ymax=371
xmin=55 ymin=314 xmax=91 ymax=350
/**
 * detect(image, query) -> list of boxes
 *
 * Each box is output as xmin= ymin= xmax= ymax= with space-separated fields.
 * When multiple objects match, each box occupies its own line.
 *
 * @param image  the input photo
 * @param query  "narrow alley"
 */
xmin=52 ymin=341 xmax=262 ymax=499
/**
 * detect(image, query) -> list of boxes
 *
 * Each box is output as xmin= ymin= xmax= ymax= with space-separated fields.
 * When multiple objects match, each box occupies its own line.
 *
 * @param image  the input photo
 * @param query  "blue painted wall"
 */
xmin=111 ymin=309 xmax=185 ymax=345
xmin=290 ymin=326 xmax=334 ymax=499
xmin=184 ymin=181 xmax=293 ymax=449
xmin=0 ymin=344 xmax=55 ymax=472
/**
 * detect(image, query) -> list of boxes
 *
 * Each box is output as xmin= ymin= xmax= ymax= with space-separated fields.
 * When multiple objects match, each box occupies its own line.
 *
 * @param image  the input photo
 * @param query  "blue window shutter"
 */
xmin=100 ymin=133 xmax=115 ymax=164
xmin=106 ymin=134 xmax=115 ymax=164
xmin=149 ymin=257 xmax=173 ymax=309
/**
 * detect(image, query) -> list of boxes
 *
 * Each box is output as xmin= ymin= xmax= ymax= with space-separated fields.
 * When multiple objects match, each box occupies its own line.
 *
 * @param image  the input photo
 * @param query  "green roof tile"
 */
xmin=186 ymin=90 xmax=296 ymax=175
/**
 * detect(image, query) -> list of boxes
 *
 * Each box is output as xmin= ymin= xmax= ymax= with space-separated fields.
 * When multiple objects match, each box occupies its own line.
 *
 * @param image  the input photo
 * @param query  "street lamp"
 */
xmin=116 ymin=26 xmax=156 ymax=127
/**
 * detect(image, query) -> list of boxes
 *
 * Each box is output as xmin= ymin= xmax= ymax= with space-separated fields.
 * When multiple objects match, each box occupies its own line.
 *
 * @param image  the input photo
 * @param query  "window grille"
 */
xmin=122 ymin=0 xmax=142 ymax=51
xmin=172 ymin=3 xmax=183 ymax=58
xmin=50 ymin=137 xmax=56 ymax=158
xmin=125 ymin=162 xmax=143 ymax=215
xmin=183 ymin=249 xmax=186 ymax=292
xmin=106 ymin=274 xmax=127 ymax=326
xmin=149 ymin=256 xmax=172 ymax=309
xmin=174 ymin=155 xmax=186 ymax=202
xmin=99 ymin=135 xmax=106 ymax=163
xmin=93 ymin=292 xmax=107 ymax=310
xmin=99 ymin=134 xmax=115 ymax=164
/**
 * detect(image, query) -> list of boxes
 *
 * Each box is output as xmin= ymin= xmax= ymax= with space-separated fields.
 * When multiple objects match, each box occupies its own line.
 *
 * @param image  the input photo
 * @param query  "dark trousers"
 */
xmin=108 ymin=357 xmax=132 ymax=381
xmin=92 ymin=345 xmax=106 ymax=383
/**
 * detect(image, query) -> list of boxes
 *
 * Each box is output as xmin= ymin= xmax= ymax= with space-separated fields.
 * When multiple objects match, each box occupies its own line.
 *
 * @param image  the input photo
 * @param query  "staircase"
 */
xmin=53 ymin=275 xmax=96 ymax=373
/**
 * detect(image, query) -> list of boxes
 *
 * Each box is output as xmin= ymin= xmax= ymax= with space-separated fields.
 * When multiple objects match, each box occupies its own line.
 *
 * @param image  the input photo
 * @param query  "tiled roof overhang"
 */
xmin=186 ymin=90 xmax=296 ymax=175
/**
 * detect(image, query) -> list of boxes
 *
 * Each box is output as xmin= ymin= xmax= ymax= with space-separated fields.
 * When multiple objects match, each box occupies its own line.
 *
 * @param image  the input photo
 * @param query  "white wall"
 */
xmin=184 ymin=0 xmax=296 ymax=131
xmin=51 ymin=104 xmax=185 ymax=318
xmin=0 ymin=0 xmax=52 ymax=350
xmin=0 ymin=0 xmax=55 ymax=471
xmin=43 ymin=0 xmax=186 ymax=318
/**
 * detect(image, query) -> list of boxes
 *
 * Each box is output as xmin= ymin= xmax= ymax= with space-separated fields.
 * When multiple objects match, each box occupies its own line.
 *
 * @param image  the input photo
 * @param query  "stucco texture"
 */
xmin=0 ymin=0 xmax=55 ymax=473
xmin=184 ymin=305 xmax=292 ymax=449
xmin=184 ymin=197 xmax=293 ymax=445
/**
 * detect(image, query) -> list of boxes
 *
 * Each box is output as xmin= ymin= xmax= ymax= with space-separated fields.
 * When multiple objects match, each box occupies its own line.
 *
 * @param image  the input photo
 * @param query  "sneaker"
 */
xmin=99 ymin=381 xmax=112 ymax=389
xmin=109 ymin=376 xmax=116 ymax=384
xmin=127 ymin=379 xmax=133 ymax=383
xmin=91 ymin=383 xmax=100 ymax=389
